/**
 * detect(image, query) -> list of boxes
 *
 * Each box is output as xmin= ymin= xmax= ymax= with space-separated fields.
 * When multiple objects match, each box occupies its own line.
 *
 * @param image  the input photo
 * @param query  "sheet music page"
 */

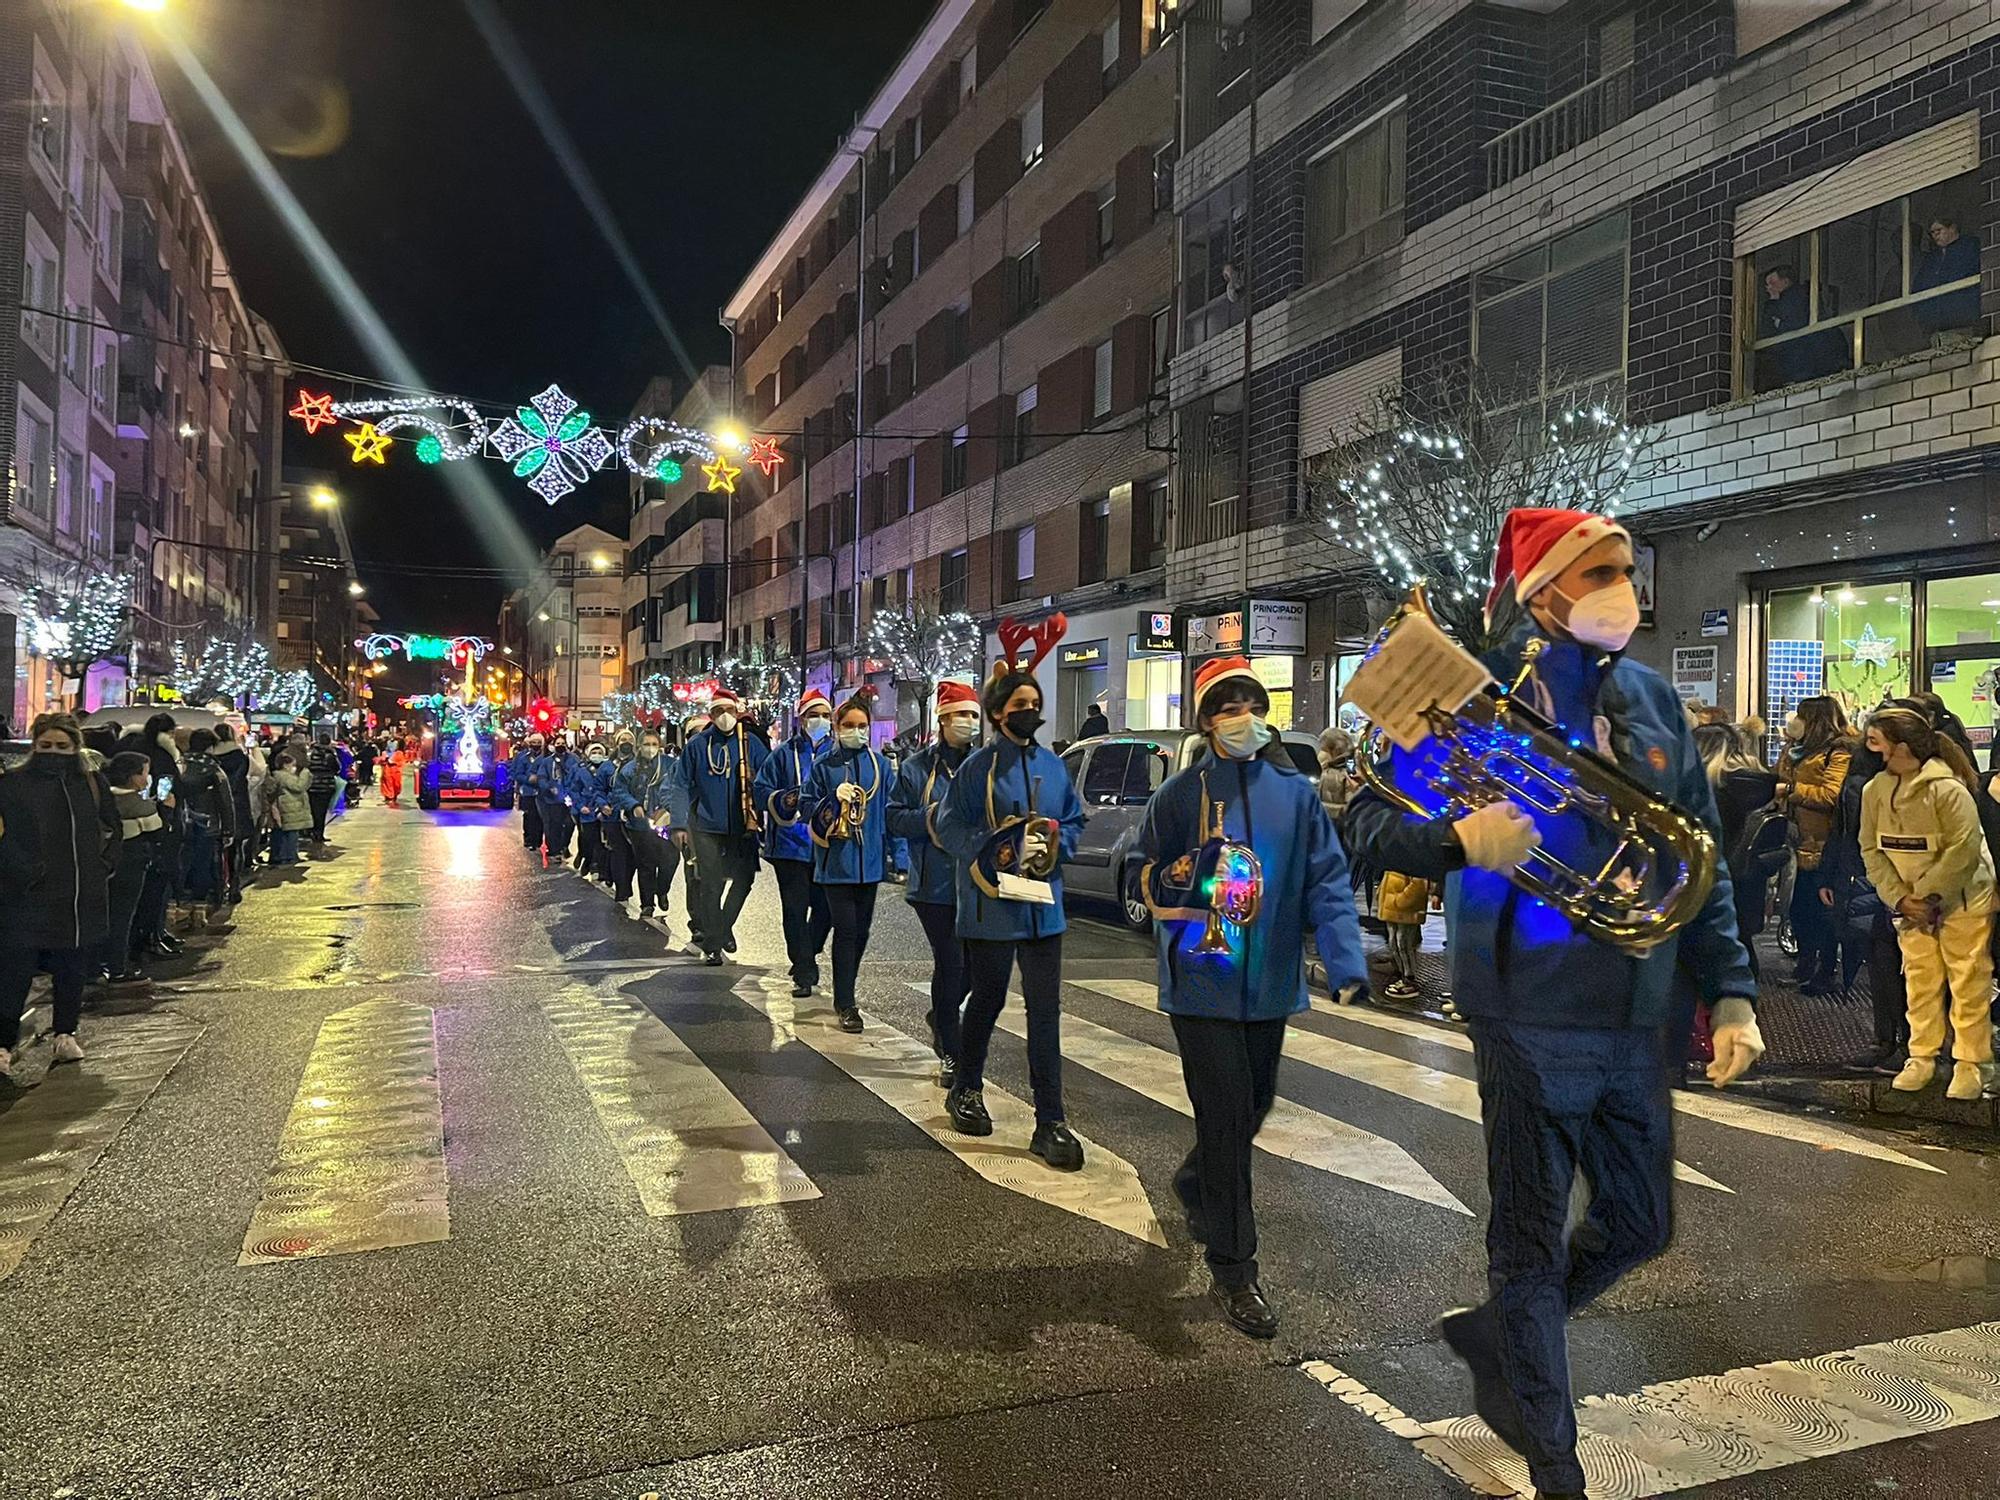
xmin=1340 ymin=614 xmax=1495 ymax=752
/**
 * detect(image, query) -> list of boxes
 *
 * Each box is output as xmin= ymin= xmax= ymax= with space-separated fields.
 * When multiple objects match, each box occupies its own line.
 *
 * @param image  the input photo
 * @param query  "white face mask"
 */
xmin=804 ymin=716 xmax=830 ymax=742
xmin=837 ymin=727 xmax=869 ymax=752
xmin=1212 ymin=711 xmax=1272 ymax=760
xmin=587 ymin=748 xmax=608 ymax=763
xmin=1553 ymin=578 xmax=1641 ymax=652
xmin=940 ymin=713 xmax=977 ymax=748
xmin=1783 ymin=715 xmax=1805 ymax=742
xmin=712 ymin=712 xmax=737 ymax=735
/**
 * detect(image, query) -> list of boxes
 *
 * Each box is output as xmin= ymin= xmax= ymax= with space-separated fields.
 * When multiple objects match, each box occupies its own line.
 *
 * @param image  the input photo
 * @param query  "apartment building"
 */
xmin=1 ymin=3 xmax=286 ymax=724
xmin=511 ymin=524 xmax=626 ymax=720
xmin=723 ymin=0 xmax=1183 ymax=739
xmin=622 ymin=369 xmax=729 ymax=684
xmin=274 ymin=468 xmax=368 ymax=711
xmin=1169 ymin=0 xmax=1998 ymax=740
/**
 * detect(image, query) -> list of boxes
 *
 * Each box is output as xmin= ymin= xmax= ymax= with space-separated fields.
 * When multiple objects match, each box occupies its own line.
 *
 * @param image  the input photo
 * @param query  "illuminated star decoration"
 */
xmin=289 ymin=389 xmax=338 ymax=434
xmin=703 ymin=454 xmax=742 ymax=495
xmin=747 ymin=436 xmax=785 ymax=478
xmin=1843 ymin=623 xmax=1897 ymax=667
xmin=488 ymin=383 xmax=615 ymax=504
xmin=345 ymin=422 xmax=394 ymax=465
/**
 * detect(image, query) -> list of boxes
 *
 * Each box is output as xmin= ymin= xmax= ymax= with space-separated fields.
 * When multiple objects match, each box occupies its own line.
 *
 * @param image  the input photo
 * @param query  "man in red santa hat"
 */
xmin=1344 ymin=507 xmax=1763 ymax=1500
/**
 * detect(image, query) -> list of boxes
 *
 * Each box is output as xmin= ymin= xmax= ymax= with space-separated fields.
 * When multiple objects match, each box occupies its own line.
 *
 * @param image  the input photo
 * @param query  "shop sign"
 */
xmin=1672 ymin=645 xmax=1719 ymax=706
xmin=1247 ymin=598 xmax=1307 ymax=654
xmin=1137 ymin=610 xmax=1178 ymax=653
xmin=1186 ymin=609 xmax=1244 ymax=657
xmin=1930 ymin=660 xmax=1957 ymax=682
xmin=1060 ymin=641 xmax=1107 ymax=667
xmin=1701 ymin=609 xmax=1729 ymax=637
xmin=1633 ymin=542 xmax=1656 ymax=629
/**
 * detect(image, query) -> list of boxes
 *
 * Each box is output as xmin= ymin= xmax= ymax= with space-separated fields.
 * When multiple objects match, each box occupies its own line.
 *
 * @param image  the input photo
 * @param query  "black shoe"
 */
xmin=723 ymin=936 xmax=738 ymax=954
xmin=937 ymin=1055 xmax=957 ymax=1090
xmin=1210 ymin=1280 xmax=1279 ymax=1340
xmin=107 ymin=969 xmax=150 ymax=987
xmin=837 ymin=1008 xmax=864 ymax=1034
xmin=702 ymin=951 xmax=724 ymax=967
xmin=945 ymin=1087 xmax=992 ymax=1136
xmin=639 ymin=907 xmax=657 ymax=920
xmin=791 ymin=982 xmax=813 ymax=998
xmin=1030 ymin=1120 xmax=1085 ymax=1172
xmin=1872 ymin=1047 xmax=1908 ymax=1077
xmin=1843 ymin=1045 xmax=1898 ymax=1074
xmin=1438 ymin=1304 xmax=1529 ymax=1454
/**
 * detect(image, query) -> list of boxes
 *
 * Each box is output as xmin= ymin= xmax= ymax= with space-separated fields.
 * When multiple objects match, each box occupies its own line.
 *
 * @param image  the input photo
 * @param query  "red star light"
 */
xmin=289 ymin=389 xmax=337 ymax=434
xmin=747 ymin=436 xmax=785 ymax=477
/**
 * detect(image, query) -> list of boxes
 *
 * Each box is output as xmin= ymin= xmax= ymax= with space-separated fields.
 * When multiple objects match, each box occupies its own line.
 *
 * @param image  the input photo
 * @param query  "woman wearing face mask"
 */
xmin=935 ymin=619 xmax=1089 ymax=1171
xmin=666 ymin=695 xmax=769 ymax=964
xmin=1776 ymin=696 xmax=1855 ymax=995
xmin=598 ymin=731 xmax=640 ymax=901
xmin=753 ymin=690 xmax=836 ymax=997
xmin=610 ymin=725 xmax=684 ymax=925
xmin=887 ymin=676 xmax=982 ymax=1084
xmin=1860 ymin=707 xmax=1996 ymax=1100
xmin=0 ymin=714 xmax=121 ymax=1081
xmin=568 ymin=741 xmax=614 ymax=879
xmin=1138 ymin=658 xmax=1367 ymax=1338
xmin=801 ymin=696 xmax=890 ymax=1032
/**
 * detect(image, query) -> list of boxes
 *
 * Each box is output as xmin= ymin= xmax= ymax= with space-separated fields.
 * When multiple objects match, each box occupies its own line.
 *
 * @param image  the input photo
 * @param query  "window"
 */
xmin=1093 ymin=339 xmax=1114 ymax=420
xmin=959 ymin=45 xmax=978 ymax=99
xmin=944 ymin=424 xmax=969 ymax=493
xmin=1081 ymin=743 xmax=1130 ymax=805
xmin=1181 ymin=174 xmax=1248 ymax=345
xmin=1014 ymin=0 xmax=1049 ymax=41
xmin=1149 ymin=305 xmax=1173 ymax=390
xmin=1474 ymin=212 xmax=1629 ymax=417
xmin=1012 ymin=243 xmax=1042 ymax=321
xmin=1120 ymin=744 xmax=1166 ymax=805
xmin=1132 ymin=475 xmax=1167 ymax=571
xmin=1009 ymin=386 xmax=1038 ymax=467
xmin=91 ymin=333 xmax=118 ymax=422
xmin=87 ymin=462 xmax=112 ymax=556
xmin=20 ymin=226 xmax=59 ymax=362
xmin=1095 ymin=181 xmax=1117 ymax=258
xmin=957 ymin=171 xmax=975 ymax=234
xmin=61 ymin=301 xmax=88 ymax=389
xmin=1009 ymin=524 xmax=1037 ymax=597
xmin=1305 ymin=107 xmax=1406 ymax=283
xmin=30 ymin=72 xmax=62 ymax=179
xmin=945 ymin=299 xmax=970 ymax=365
xmin=940 ymin=547 xmax=969 ymax=614
xmin=96 ymin=178 xmax=121 ymax=284
xmin=14 ymin=401 xmax=52 ymax=518
xmin=1101 ymin=12 xmax=1121 ymax=88
xmin=1741 ymin=168 xmax=1986 ymax=396
xmin=1080 ymin=494 xmax=1111 ymax=583
xmin=1020 ymin=89 xmax=1044 ymax=171
xmin=1152 ymin=142 xmax=1176 ymax=214
xmin=1176 ymin=383 xmax=1244 ymax=545
xmin=56 ymin=444 xmax=82 ymax=537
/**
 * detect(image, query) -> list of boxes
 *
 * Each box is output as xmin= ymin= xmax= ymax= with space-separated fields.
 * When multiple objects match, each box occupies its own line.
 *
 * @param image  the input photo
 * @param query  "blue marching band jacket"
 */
xmin=531 ymin=749 xmax=576 ymax=804
xmin=565 ymin=756 xmax=615 ymax=824
xmin=803 ymin=745 xmax=891 ymax=885
xmin=753 ymin=733 xmax=832 ymax=863
xmin=668 ymin=723 xmax=770 ymax=837
xmin=609 ymin=752 xmax=680 ymax=832
xmin=886 ymin=741 xmax=969 ymax=906
xmin=934 ymin=738 xmax=1085 ymax=941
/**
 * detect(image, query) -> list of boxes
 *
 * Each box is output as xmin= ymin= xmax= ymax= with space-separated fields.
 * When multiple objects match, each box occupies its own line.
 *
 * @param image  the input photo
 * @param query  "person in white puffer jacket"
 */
xmin=1860 ymin=707 xmax=1997 ymax=1101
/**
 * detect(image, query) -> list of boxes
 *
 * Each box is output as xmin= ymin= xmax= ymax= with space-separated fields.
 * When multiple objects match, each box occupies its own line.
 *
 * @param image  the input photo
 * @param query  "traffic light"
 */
xmin=529 ymin=697 xmax=564 ymax=735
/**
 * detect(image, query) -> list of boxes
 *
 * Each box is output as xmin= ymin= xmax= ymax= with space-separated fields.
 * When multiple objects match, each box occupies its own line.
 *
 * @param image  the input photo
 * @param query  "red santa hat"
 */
xmin=1486 ymin=508 xmax=1631 ymax=621
xmin=933 ymin=675 xmax=979 ymax=722
xmin=796 ymin=689 xmax=832 ymax=719
xmin=1192 ymin=656 xmax=1265 ymax=718
xmin=708 ymin=687 xmax=741 ymax=716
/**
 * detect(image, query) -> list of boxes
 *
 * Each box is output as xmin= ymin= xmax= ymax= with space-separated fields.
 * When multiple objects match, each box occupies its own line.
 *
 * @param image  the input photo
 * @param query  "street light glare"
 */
xmin=536 ymin=610 xmax=551 ymax=622
xmin=590 ymin=553 xmax=610 ymax=571
xmin=312 ymin=487 xmax=337 ymax=507
xmin=348 ymin=582 xmax=366 ymax=596
xmin=715 ymin=426 xmax=747 ymax=453
xmin=120 ymin=0 xmax=169 ymax=11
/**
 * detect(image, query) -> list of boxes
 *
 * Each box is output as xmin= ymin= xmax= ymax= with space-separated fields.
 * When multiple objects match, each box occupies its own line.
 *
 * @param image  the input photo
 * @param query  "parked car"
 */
xmin=1057 ymin=729 xmax=1321 ymax=929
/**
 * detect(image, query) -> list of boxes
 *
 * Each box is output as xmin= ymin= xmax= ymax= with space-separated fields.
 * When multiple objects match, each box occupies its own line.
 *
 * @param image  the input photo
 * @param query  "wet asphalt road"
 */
xmin=2 ymin=803 xmax=1998 ymax=1499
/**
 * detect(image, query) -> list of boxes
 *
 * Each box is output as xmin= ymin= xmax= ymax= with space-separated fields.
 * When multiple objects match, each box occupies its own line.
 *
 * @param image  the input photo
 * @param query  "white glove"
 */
xmin=1707 ymin=997 xmax=1765 ymax=1087
xmin=1022 ymin=822 xmax=1053 ymax=871
xmin=1452 ymin=801 xmax=1539 ymax=871
xmin=836 ymin=782 xmax=864 ymax=807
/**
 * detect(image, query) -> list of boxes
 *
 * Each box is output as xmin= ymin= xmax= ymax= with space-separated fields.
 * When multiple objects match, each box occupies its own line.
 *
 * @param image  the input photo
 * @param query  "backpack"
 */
xmin=1729 ymin=800 xmax=1791 ymax=882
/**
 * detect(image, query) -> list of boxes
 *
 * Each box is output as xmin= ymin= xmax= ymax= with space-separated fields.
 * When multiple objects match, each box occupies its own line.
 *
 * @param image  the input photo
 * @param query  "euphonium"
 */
xmin=1349 ymin=586 xmax=1715 ymax=954
xmin=1192 ymin=796 xmax=1264 ymax=955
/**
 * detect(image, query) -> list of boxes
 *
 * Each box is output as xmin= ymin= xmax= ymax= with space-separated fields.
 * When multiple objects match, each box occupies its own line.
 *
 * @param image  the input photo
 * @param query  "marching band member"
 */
xmin=753 ymin=690 xmax=835 ymax=997
xmin=935 ymin=617 xmax=1087 ymax=1172
xmin=567 ymin=740 xmax=614 ymax=878
xmin=802 ymin=696 xmax=890 ymax=1033
xmin=887 ymin=676 xmax=980 ymax=1086
xmin=669 ymin=692 xmax=768 ymax=965
xmin=1140 ymin=656 xmax=1368 ymax=1340
xmin=609 ymin=724 xmax=688 ymax=927
xmin=1344 ymin=507 xmax=1762 ymax=1500
xmin=535 ymin=737 xmax=576 ymax=867
xmin=599 ymin=730 xmax=639 ymax=901
xmin=510 ymin=734 xmax=544 ymax=851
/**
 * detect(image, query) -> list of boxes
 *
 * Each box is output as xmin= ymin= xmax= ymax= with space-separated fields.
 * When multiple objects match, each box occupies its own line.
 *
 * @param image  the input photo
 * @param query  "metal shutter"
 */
xmin=1733 ymin=113 xmax=1981 ymax=259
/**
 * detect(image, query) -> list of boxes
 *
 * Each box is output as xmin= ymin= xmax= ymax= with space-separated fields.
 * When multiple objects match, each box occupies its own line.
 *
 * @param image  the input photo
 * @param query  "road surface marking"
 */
xmin=735 ymin=975 xmax=1165 ymax=1247
xmin=238 ymin=998 xmax=450 ymax=1266
xmin=1298 ymin=1360 xmax=1517 ymax=1496
xmin=1315 ymin=997 xmax=1943 ymax=1174
xmin=986 ymin=999 xmax=1471 ymax=1216
xmin=0 ymin=1013 xmax=204 ymax=1282
xmin=1073 ymin=980 xmax=1733 ymax=1195
xmin=543 ymin=983 xmax=819 ymax=1216
xmin=1309 ymin=1320 xmax=2000 ymax=1498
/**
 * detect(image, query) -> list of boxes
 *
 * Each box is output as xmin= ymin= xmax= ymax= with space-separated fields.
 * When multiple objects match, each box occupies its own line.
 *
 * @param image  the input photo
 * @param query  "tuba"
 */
xmin=1346 ymin=586 xmax=1715 ymax=954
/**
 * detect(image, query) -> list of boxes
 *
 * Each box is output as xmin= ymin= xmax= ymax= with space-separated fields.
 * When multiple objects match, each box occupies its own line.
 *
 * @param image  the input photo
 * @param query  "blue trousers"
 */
xmin=1467 ymin=1019 xmax=1675 ymax=1494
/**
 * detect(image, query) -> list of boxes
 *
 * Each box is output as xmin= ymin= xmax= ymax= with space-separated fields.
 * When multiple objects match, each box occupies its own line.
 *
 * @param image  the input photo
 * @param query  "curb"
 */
xmin=1728 ymin=1070 xmax=2000 ymax=1131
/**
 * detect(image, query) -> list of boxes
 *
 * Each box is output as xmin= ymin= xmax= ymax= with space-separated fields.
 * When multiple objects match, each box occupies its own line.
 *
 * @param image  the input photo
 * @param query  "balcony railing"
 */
xmin=1485 ymin=67 xmax=1634 ymax=190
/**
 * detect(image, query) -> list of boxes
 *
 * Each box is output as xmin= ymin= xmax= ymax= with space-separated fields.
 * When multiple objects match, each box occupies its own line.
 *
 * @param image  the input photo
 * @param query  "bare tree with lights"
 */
xmin=720 ymin=640 xmax=802 ymax=723
xmin=22 ymin=567 xmax=130 ymax=701
xmin=171 ymin=630 xmax=273 ymax=708
xmin=863 ymin=599 xmax=983 ymax=735
xmin=1308 ymin=368 xmax=1661 ymax=652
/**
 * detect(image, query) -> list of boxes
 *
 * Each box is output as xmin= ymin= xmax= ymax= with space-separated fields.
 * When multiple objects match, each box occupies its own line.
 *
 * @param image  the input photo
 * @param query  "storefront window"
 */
xmin=1124 ymin=651 xmax=1182 ymax=729
xmin=1923 ymin=571 xmax=2000 ymax=752
xmin=1252 ymin=655 xmax=1294 ymax=731
xmin=1764 ymin=580 xmax=1913 ymax=729
xmin=1332 ymin=652 xmax=1367 ymax=734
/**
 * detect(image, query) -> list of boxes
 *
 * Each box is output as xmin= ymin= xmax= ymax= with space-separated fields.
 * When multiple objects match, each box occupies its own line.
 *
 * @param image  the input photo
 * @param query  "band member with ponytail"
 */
xmin=1140 ymin=657 xmax=1368 ymax=1339
xmin=802 ymin=695 xmax=890 ymax=1033
xmin=669 ymin=692 xmax=768 ymax=964
xmin=888 ymin=676 xmax=981 ymax=1087
xmin=753 ymin=689 xmax=835 ymax=997
xmin=935 ymin=617 xmax=1088 ymax=1172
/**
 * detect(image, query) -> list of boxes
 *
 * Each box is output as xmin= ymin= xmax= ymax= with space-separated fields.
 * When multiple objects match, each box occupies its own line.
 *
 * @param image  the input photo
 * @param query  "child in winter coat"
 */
xmin=1377 ymin=869 xmax=1433 ymax=1003
xmin=1860 ymin=707 xmax=1996 ymax=1101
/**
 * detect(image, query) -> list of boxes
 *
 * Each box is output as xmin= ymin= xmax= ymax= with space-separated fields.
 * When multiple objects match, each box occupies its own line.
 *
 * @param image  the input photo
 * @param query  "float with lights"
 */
xmin=396 ymin=688 xmax=515 ymax=811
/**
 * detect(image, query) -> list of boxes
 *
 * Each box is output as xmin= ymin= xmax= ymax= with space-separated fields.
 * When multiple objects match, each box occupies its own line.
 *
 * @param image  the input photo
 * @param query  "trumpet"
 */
xmin=1349 ymin=586 xmax=1716 ymax=954
xmin=830 ymin=781 xmax=869 ymax=841
xmin=1192 ymin=797 xmax=1264 ymax=955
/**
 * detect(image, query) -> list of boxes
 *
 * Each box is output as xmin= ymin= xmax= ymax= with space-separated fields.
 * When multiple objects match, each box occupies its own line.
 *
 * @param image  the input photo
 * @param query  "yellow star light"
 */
xmin=702 ymin=454 xmax=741 ymax=494
xmin=346 ymin=422 xmax=394 ymax=465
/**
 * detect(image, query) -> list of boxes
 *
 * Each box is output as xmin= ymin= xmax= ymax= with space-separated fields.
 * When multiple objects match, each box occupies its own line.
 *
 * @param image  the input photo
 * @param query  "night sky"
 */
xmin=168 ymin=0 xmax=934 ymax=634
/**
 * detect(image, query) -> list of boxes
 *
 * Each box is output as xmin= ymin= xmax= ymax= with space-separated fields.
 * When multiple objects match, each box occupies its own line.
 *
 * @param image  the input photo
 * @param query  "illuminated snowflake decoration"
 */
xmin=1842 ymin=623 xmax=1897 ymax=667
xmin=488 ymin=384 xmax=615 ymax=504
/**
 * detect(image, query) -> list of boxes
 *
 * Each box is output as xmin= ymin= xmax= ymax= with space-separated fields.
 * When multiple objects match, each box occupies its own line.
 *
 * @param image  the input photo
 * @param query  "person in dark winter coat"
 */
xmin=177 ymin=729 xmax=237 ymax=930
xmin=0 ymin=714 xmax=120 ymax=1078
xmin=98 ymin=751 xmax=164 ymax=985
xmin=306 ymin=736 xmax=342 ymax=844
xmin=212 ymin=724 xmax=256 ymax=902
xmin=1821 ymin=742 xmax=1905 ymax=1072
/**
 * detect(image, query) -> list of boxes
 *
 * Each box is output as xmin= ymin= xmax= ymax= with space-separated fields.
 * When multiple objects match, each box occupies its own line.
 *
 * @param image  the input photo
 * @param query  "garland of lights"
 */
xmin=332 ymin=394 xmax=491 ymax=465
xmin=24 ymin=568 xmax=129 ymax=677
xmin=356 ymin=632 xmax=492 ymax=665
